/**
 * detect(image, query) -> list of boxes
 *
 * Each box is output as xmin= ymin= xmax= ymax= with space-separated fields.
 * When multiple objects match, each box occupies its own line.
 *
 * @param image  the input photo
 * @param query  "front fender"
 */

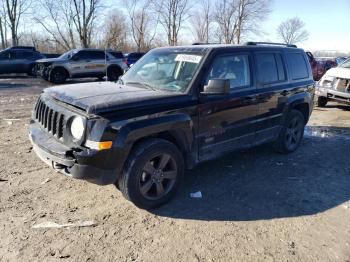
xmin=111 ymin=113 xmax=194 ymax=150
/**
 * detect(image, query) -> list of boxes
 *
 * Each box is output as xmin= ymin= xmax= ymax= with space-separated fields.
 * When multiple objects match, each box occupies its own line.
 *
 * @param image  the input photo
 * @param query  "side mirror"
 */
xmin=201 ymin=79 xmax=230 ymax=95
xmin=71 ymin=55 xmax=79 ymax=61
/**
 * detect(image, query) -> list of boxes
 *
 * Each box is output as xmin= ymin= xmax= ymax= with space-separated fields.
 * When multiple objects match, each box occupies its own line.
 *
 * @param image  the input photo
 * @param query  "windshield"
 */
xmin=59 ymin=50 xmax=78 ymax=59
xmin=339 ymin=58 xmax=350 ymax=69
xmin=121 ymin=50 xmax=204 ymax=93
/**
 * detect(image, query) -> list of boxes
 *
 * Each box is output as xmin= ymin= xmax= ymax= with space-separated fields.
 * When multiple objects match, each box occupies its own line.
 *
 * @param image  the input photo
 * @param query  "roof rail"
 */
xmin=9 ymin=46 xmax=36 ymax=51
xmin=245 ymin=42 xmax=297 ymax=48
xmin=192 ymin=42 xmax=220 ymax=45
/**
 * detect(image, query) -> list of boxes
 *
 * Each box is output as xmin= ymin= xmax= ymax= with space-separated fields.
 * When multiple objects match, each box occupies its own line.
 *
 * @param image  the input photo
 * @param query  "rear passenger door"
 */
xmin=85 ymin=51 xmax=107 ymax=74
xmin=254 ymin=51 xmax=288 ymax=144
xmin=198 ymin=51 xmax=259 ymax=161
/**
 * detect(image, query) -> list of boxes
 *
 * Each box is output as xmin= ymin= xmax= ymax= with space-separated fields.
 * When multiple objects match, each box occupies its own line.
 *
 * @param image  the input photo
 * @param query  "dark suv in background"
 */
xmin=29 ymin=42 xmax=315 ymax=209
xmin=125 ymin=52 xmax=145 ymax=67
xmin=0 ymin=46 xmax=43 ymax=76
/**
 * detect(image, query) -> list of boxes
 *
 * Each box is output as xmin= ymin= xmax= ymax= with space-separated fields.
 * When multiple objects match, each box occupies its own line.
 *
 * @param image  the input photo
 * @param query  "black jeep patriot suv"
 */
xmin=29 ymin=42 xmax=315 ymax=209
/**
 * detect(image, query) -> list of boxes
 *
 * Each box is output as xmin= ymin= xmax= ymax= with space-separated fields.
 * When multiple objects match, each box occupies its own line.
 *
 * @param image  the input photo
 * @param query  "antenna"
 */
xmin=104 ymin=47 xmax=108 ymax=82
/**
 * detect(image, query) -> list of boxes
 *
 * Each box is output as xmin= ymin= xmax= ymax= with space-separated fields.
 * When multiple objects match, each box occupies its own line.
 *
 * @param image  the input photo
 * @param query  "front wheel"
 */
xmin=317 ymin=96 xmax=328 ymax=107
xmin=50 ymin=68 xmax=67 ymax=84
xmin=273 ymin=110 xmax=305 ymax=154
xmin=107 ymin=66 xmax=122 ymax=82
xmin=118 ymin=139 xmax=184 ymax=209
xmin=27 ymin=64 xmax=37 ymax=77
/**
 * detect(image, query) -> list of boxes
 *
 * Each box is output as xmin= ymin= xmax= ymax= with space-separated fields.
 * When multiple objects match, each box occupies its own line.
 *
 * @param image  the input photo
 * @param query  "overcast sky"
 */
xmin=257 ymin=0 xmax=350 ymax=51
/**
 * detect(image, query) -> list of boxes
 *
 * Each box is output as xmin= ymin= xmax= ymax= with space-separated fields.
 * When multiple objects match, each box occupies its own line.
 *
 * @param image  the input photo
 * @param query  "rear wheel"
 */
xmin=50 ymin=67 xmax=67 ymax=84
xmin=107 ymin=66 xmax=122 ymax=82
xmin=273 ymin=110 xmax=305 ymax=154
xmin=27 ymin=64 xmax=37 ymax=77
xmin=118 ymin=139 xmax=184 ymax=209
xmin=317 ymin=96 xmax=328 ymax=107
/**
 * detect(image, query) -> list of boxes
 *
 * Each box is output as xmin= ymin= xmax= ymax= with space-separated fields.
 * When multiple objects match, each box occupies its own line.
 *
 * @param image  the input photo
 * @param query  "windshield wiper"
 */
xmin=125 ymin=81 xmax=157 ymax=91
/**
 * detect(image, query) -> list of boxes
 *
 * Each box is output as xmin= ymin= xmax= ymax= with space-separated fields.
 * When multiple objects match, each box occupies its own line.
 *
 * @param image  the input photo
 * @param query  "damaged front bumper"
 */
xmin=29 ymin=121 xmax=118 ymax=185
xmin=36 ymin=64 xmax=51 ymax=80
xmin=316 ymin=85 xmax=350 ymax=104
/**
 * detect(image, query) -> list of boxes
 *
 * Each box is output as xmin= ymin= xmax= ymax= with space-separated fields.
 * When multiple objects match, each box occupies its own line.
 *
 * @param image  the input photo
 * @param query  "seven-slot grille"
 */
xmin=34 ymin=98 xmax=65 ymax=139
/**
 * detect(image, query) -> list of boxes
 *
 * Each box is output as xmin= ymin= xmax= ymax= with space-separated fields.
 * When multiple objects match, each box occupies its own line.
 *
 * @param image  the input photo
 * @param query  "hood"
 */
xmin=325 ymin=67 xmax=350 ymax=79
xmin=36 ymin=57 xmax=65 ymax=63
xmin=44 ymin=82 xmax=182 ymax=114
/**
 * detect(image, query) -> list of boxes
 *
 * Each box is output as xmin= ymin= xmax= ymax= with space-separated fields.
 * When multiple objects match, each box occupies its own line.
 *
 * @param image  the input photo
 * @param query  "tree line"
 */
xmin=0 ymin=0 xmax=309 ymax=53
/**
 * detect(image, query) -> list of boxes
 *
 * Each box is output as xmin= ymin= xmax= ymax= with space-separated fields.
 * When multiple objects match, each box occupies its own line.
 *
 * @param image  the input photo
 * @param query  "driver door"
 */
xmin=0 ymin=51 xmax=11 ymax=73
xmin=197 ymin=51 xmax=259 ymax=161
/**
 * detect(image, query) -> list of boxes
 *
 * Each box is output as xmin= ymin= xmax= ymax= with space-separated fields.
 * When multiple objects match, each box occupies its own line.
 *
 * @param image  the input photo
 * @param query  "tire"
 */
xmin=97 ymin=75 xmax=105 ymax=81
xmin=317 ymin=96 xmax=328 ymax=107
xmin=50 ymin=67 xmax=67 ymax=84
xmin=118 ymin=138 xmax=184 ymax=209
xmin=107 ymin=66 xmax=122 ymax=82
xmin=273 ymin=110 xmax=305 ymax=154
xmin=27 ymin=64 xmax=37 ymax=77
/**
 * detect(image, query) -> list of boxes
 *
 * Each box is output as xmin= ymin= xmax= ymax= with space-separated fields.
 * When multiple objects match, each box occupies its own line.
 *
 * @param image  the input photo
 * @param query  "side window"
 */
xmin=89 ymin=51 xmax=106 ymax=60
xmin=287 ymin=53 xmax=309 ymax=80
xmin=0 ymin=51 xmax=10 ymax=60
xmin=256 ymin=53 xmax=286 ymax=84
xmin=16 ymin=51 xmax=34 ymax=59
xmin=75 ymin=51 xmax=90 ymax=60
xmin=275 ymin=54 xmax=286 ymax=81
xmin=206 ymin=54 xmax=251 ymax=89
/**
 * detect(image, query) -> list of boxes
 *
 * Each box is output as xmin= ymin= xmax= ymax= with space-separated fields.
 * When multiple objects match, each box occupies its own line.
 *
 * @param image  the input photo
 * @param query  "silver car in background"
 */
xmin=36 ymin=48 xmax=128 ymax=84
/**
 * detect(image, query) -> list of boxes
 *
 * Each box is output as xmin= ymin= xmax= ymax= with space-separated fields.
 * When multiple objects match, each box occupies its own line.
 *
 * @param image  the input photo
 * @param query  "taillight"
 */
xmin=123 ymin=58 xmax=128 ymax=65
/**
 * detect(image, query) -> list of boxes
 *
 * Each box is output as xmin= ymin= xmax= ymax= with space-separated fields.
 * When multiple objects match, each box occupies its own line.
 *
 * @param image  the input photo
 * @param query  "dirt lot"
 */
xmin=0 ymin=76 xmax=349 ymax=262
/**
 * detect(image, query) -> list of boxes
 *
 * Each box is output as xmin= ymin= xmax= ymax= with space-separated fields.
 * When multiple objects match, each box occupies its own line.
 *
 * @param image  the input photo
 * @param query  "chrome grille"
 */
xmin=34 ymin=99 xmax=65 ymax=139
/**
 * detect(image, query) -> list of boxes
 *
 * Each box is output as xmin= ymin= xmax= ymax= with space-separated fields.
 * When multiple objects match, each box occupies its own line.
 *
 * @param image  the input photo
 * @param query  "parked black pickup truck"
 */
xmin=29 ymin=42 xmax=315 ymax=209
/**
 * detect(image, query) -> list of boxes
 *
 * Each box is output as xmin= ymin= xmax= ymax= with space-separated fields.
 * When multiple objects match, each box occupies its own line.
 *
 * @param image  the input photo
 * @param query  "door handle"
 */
xmin=281 ymin=90 xmax=290 ymax=96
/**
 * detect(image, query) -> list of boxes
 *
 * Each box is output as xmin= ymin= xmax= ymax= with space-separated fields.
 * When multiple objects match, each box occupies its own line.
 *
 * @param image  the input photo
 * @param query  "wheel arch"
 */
xmin=50 ymin=65 xmax=70 ymax=78
xmin=112 ymin=114 xmax=195 ymax=170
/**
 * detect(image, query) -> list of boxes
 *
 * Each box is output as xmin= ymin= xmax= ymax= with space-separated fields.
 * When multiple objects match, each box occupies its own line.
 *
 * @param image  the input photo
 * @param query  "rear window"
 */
xmin=256 ymin=53 xmax=286 ymax=84
xmin=287 ymin=53 xmax=309 ymax=80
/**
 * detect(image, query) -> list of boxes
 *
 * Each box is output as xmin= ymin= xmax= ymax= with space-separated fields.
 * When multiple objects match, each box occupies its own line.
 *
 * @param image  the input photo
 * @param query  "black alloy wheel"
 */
xmin=274 ymin=109 xmax=305 ymax=153
xmin=118 ymin=138 xmax=184 ymax=209
xmin=139 ymin=153 xmax=178 ymax=201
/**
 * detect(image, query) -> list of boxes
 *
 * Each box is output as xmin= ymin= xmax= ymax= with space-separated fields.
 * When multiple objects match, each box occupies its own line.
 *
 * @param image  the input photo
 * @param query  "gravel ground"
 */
xmin=0 ymin=76 xmax=349 ymax=262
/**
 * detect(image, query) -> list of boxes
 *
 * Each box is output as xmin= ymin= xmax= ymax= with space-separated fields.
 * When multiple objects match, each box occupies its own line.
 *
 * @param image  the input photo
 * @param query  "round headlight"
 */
xmin=70 ymin=116 xmax=85 ymax=140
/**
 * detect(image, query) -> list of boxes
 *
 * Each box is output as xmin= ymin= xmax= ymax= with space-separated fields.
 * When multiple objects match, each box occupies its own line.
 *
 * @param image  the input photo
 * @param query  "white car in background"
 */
xmin=316 ymin=58 xmax=350 ymax=107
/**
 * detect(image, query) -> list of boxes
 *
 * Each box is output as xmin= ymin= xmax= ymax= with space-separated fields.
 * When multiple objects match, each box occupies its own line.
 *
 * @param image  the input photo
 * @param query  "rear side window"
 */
xmin=287 ymin=53 xmax=309 ymax=80
xmin=16 ymin=51 xmax=34 ymax=59
xmin=109 ymin=52 xmax=124 ymax=59
xmin=256 ymin=53 xmax=285 ymax=84
xmin=89 ymin=51 xmax=106 ymax=60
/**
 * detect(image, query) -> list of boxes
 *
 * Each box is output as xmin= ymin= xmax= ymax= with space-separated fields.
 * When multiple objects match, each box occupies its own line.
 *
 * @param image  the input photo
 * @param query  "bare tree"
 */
xmin=214 ymin=0 xmax=237 ymax=44
xmin=214 ymin=0 xmax=271 ymax=44
xmin=3 ymin=0 xmax=31 ymax=46
xmin=0 ymin=17 xmax=6 ymax=48
xmin=35 ymin=0 xmax=76 ymax=51
xmin=235 ymin=0 xmax=271 ymax=44
xmin=102 ymin=10 xmax=128 ymax=50
xmin=125 ymin=0 xmax=158 ymax=52
xmin=71 ymin=0 xmax=101 ymax=48
xmin=152 ymin=0 xmax=191 ymax=46
xmin=277 ymin=17 xmax=309 ymax=45
xmin=191 ymin=0 xmax=211 ymax=43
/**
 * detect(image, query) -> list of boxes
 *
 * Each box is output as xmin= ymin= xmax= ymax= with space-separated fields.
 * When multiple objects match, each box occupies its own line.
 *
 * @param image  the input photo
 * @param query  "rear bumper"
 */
xmin=316 ymin=86 xmax=350 ymax=104
xmin=29 ymin=121 xmax=118 ymax=185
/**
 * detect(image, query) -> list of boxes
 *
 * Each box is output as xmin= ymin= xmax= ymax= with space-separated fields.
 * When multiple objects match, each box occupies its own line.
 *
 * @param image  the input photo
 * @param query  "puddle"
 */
xmin=304 ymin=126 xmax=350 ymax=140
